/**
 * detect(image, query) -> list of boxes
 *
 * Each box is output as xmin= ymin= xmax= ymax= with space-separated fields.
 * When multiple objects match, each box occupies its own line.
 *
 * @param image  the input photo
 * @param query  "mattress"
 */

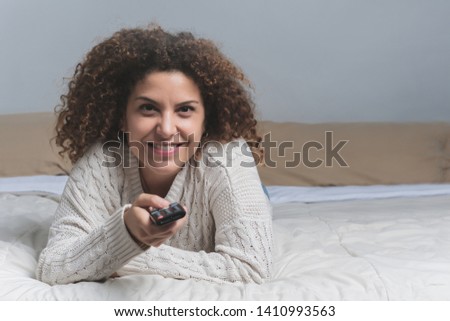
xmin=1 ymin=176 xmax=450 ymax=300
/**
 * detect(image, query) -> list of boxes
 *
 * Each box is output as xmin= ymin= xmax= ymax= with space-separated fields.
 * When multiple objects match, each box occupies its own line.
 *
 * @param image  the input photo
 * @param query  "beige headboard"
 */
xmin=257 ymin=121 xmax=450 ymax=186
xmin=1 ymin=112 xmax=449 ymax=186
xmin=0 ymin=112 xmax=71 ymax=177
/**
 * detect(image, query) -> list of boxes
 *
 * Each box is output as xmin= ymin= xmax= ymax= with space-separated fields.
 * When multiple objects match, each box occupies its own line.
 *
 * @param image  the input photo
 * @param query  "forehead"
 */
xmin=131 ymin=71 xmax=202 ymax=98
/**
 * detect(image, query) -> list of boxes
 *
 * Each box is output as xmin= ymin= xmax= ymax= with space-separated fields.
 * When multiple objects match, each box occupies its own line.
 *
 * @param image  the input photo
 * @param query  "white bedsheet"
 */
xmin=267 ymin=184 xmax=450 ymax=204
xmin=2 ymin=175 xmax=450 ymax=204
xmin=0 ymin=175 xmax=68 ymax=195
xmin=1 ymin=187 xmax=449 ymax=300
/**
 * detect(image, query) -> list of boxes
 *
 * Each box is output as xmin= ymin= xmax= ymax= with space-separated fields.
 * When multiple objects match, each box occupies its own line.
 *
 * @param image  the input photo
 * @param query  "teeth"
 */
xmin=150 ymin=143 xmax=185 ymax=150
xmin=152 ymin=144 xmax=173 ymax=150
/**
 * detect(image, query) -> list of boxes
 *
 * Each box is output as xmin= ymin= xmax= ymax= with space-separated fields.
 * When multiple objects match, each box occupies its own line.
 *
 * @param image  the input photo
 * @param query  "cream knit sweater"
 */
xmin=36 ymin=139 xmax=273 ymax=285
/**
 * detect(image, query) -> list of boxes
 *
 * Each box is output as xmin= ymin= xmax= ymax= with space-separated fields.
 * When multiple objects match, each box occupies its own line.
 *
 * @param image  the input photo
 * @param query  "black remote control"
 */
xmin=149 ymin=202 xmax=186 ymax=225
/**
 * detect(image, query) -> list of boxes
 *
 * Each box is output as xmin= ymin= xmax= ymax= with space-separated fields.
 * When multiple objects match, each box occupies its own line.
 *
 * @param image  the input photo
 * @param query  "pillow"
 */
xmin=0 ymin=112 xmax=71 ymax=177
xmin=257 ymin=121 xmax=450 ymax=186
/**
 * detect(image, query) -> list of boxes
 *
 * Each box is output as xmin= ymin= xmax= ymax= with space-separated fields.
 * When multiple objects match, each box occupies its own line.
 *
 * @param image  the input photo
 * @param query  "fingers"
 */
xmin=147 ymin=217 xmax=185 ymax=237
xmin=133 ymin=193 xmax=170 ymax=209
xmin=148 ymin=221 xmax=177 ymax=236
xmin=137 ymin=222 xmax=180 ymax=247
xmin=124 ymin=195 xmax=188 ymax=248
xmin=149 ymin=212 xmax=187 ymax=235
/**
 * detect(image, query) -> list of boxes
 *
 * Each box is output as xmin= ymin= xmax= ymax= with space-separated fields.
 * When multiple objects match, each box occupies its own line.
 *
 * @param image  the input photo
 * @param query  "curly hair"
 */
xmin=55 ymin=25 xmax=263 ymax=164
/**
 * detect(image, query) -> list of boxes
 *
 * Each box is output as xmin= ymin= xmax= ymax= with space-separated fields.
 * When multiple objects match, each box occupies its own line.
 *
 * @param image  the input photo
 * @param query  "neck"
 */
xmin=139 ymin=168 xmax=178 ymax=198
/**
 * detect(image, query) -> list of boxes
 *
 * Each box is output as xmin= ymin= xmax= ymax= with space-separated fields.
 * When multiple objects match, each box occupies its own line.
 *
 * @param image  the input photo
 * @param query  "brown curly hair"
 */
xmin=55 ymin=25 xmax=263 ymax=164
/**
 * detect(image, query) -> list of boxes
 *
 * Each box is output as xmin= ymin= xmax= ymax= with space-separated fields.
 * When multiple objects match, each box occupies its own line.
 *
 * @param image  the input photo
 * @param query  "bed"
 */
xmin=1 ymin=112 xmax=450 ymax=300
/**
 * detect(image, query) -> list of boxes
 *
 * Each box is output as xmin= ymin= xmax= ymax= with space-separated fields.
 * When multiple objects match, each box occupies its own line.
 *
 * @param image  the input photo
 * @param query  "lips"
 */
xmin=148 ymin=142 xmax=188 ymax=156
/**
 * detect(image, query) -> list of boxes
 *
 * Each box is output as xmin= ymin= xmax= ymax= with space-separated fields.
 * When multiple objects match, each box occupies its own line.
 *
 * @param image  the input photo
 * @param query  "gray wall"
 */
xmin=1 ymin=0 xmax=449 ymax=122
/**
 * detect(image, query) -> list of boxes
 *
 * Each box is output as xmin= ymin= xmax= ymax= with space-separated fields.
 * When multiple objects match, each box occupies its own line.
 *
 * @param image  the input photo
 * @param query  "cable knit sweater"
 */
xmin=36 ymin=139 xmax=273 ymax=285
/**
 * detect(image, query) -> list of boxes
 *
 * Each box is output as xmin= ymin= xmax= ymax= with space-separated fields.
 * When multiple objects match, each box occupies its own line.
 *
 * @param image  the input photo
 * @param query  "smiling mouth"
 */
xmin=147 ymin=142 xmax=189 ymax=155
xmin=149 ymin=142 xmax=188 ymax=148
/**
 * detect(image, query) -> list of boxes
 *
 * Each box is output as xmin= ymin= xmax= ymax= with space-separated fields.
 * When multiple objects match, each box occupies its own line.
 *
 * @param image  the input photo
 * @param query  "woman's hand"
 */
xmin=124 ymin=193 xmax=187 ymax=248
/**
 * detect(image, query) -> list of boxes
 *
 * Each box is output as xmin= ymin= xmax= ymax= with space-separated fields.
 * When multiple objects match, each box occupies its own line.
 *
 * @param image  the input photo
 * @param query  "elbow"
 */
xmin=35 ymin=266 xmax=58 ymax=286
xmin=36 ymin=264 xmax=93 ymax=286
xmin=242 ymin=258 xmax=272 ymax=284
xmin=35 ymin=252 xmax=80 ymax=285
xmin=35 ymin=253 xmax=55 ymax=285
xmin=255 ymin=263 xmax=272 ymax=284
xmin=35 ymin=258 xmax=63 ymax=286
xmin=251 ymin=247 xmax=273 ymax=284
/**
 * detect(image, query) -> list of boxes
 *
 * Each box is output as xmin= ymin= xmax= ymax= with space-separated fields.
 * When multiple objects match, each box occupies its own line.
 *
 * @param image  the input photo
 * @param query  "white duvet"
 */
xmin=1 ymin=178 xmax=450 ymax=300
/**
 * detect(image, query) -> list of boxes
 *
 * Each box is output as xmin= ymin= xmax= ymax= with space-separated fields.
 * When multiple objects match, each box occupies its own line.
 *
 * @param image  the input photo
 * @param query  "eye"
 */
xmin=178 ymin=105 xmax=194 ymax=113
xmin=139 ymin=104 xmax=157 ymax=113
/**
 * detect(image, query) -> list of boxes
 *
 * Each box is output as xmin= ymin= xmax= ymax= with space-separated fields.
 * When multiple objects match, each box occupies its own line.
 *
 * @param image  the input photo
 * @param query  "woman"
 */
xmin=36 ymin=25 xmax=273 ymax=285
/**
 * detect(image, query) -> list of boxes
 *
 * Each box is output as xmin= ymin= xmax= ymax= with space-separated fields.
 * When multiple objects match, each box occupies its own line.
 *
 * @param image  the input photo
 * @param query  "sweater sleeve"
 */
xmin=35 ymin=144 xmax=144 ymax=285
xmin=117 ymin=141 xmax=273 ymax=283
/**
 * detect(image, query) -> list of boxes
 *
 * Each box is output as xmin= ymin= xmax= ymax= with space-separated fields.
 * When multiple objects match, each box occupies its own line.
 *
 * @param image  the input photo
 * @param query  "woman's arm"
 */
xmin=35 ymin=145 xmax=143 ymax=285
xmin=118 ymin=142 xmax=273 ymax=283
xmin=119 ymin=216 xmax=272 ymax=283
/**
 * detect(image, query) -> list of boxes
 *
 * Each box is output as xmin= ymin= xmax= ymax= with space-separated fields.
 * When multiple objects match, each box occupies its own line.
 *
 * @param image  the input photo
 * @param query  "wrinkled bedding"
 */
xmin=1 ymin=190 xmax=450 ymax=300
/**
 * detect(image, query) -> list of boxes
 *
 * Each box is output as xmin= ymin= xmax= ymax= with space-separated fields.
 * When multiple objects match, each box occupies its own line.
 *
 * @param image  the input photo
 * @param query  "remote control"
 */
xmin=149 ymin=202 xmax=186 ymax=225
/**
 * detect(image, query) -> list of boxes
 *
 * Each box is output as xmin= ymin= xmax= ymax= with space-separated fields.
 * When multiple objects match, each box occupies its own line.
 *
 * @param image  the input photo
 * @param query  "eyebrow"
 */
xmin=135 ymin=96 xmax=201 ymax=107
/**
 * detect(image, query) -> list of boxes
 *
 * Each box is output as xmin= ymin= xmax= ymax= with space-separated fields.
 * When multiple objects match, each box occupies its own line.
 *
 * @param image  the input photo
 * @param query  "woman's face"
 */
xmin=123 ymin=71 xmax=205 ymax=176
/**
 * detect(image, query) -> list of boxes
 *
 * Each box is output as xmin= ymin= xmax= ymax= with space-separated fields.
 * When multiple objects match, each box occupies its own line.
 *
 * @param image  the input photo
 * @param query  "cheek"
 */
xmin=178 ymin=117 xmax=204 ymax=142
xmin=181 ymin=123 xmax=204 ymax=143
xmin=125 ymin=117 xmax=155 ymax=139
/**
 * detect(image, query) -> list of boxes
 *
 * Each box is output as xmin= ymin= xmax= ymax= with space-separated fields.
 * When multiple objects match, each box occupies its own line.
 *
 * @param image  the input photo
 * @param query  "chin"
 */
xmin=147 ymin=164 xmax=185 ymax=178
xmin=145 ymin=157 xmax=189 ymax=172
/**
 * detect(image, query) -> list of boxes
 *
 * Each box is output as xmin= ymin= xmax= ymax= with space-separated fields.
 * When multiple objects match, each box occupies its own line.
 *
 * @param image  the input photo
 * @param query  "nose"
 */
xmin=156 ymin=112 xmax=178 ymax=139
